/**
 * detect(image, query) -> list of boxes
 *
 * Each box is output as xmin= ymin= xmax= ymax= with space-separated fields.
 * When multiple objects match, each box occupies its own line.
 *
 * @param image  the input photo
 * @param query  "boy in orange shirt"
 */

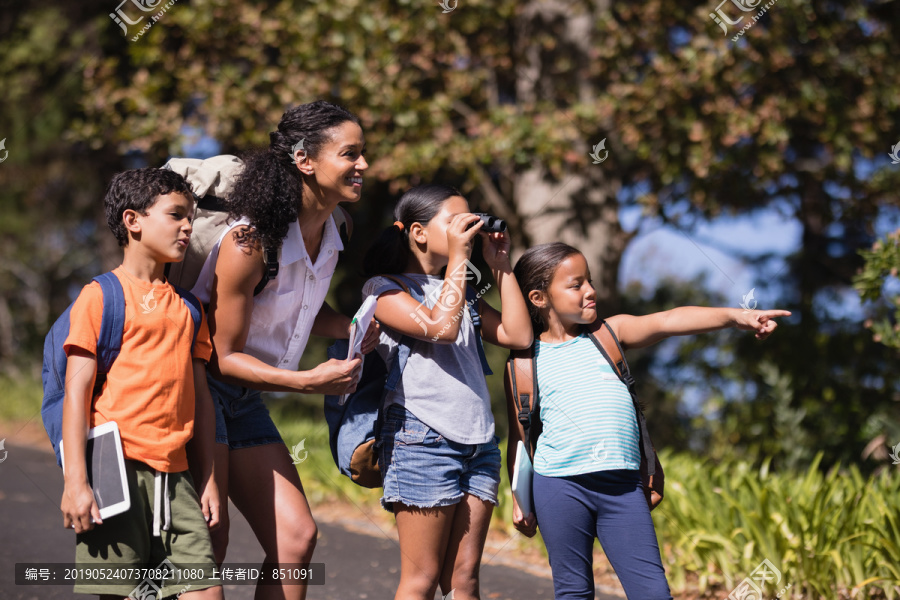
xmin=60 ymin=168 xmax=223 ymax=598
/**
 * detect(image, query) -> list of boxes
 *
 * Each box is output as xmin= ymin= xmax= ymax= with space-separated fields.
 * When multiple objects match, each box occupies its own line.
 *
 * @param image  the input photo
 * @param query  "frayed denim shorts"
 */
xmin=207 ymin=374 xmax=283 ymax=450
xmin=378 ymin=404 xmax=501 ymax=512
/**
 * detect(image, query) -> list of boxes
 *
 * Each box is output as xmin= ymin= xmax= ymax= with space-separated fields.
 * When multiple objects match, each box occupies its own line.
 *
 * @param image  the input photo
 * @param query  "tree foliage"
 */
xmin=2 ymin=0 xmax=899 ymax=468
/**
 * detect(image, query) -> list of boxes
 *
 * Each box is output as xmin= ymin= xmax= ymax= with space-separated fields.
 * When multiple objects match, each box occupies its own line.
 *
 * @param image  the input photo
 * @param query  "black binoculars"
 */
xmin=468 ymin=213 xmax=507 ymax=234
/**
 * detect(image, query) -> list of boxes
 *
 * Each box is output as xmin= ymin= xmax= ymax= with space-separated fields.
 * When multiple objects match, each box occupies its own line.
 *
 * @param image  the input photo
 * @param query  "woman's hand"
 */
xmin=304 ymin=357 xmax=363 ymax=395
xmin=512 ymin=496 xmax=537 ymax=538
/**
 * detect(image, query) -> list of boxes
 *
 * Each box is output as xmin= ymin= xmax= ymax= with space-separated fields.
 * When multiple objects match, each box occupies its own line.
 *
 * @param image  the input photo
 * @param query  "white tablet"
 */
xmin=60 ymin=421 xmax=131 ymax=520
xmin=511 ymin=440 xmax=534 ymax=516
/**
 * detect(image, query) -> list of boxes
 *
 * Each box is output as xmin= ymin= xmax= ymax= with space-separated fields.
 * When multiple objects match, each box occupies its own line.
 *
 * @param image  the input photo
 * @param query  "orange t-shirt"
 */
xmin=64 ymin=268 xmax=212 ymax=472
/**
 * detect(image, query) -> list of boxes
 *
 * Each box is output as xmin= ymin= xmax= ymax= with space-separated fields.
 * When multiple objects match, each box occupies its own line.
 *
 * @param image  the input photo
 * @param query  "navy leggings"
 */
xmin=533 ymin=470 xmax=672 ymax=600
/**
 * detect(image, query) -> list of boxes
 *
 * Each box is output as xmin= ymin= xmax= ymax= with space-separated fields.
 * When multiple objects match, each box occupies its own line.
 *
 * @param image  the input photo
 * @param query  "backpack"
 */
xmin=162 ymin=154 xmax=352 ymax=295
xmin=505 ymin=320 xmax=664 ymax=510
xmin=41 ymin=272 xmax=202 ymax=467
xmin=324 ymin=276 xmax=493 ymax=488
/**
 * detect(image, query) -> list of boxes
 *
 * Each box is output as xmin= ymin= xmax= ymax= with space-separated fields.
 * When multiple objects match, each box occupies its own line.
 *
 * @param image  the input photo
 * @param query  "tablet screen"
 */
xmin=86 ymin=429 xmax=126 ymax=509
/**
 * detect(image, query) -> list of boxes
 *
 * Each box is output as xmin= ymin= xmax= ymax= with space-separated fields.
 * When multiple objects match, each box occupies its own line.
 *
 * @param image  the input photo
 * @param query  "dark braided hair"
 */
xmin=513 ymin=242 xmax=583 ymax=333
xmin=104 ymin=168 xmax=192 ymax=247
xmin=228 ymin=101 xmax=360 ymax=253
xmin=363 ymin=184 xmax=461 ymax=276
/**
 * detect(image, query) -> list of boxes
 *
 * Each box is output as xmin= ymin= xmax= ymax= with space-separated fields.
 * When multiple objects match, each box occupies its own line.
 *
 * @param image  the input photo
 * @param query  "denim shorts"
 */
xmin=378 ymin=404 xmax=501 ymax=512
xmin=207 ymin=375 xmax=283 ymax=449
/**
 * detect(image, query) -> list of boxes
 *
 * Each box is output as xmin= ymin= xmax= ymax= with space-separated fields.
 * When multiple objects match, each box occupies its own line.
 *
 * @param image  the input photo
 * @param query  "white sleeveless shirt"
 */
xmin=192 ymin=215 xmax=343 ymax=370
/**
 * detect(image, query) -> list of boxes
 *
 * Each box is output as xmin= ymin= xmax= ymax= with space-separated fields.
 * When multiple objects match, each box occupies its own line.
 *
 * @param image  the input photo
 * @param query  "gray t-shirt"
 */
xmin=362 ymin=274 xmax=493 ymax=445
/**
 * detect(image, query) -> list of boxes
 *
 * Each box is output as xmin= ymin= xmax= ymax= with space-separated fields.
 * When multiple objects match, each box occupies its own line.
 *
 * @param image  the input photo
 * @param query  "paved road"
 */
xmin=0 ymin=441 xmax=623 ymax=599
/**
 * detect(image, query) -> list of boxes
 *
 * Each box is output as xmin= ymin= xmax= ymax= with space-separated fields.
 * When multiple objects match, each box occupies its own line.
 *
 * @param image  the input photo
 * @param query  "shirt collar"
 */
xmin=279 ymin=213 xmax=344 ymax=267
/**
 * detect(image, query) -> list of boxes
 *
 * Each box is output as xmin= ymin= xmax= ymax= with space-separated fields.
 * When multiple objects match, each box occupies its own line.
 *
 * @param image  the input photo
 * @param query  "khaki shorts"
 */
xmin=75 ymin=460 xmax=221 ymax=597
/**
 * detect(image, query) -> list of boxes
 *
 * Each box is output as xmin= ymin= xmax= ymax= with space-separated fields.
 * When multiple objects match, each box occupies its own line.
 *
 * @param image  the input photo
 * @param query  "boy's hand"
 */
xmin=61 ymin=481 xmax=102 ymax=533
xmin=734 ymin=309 xmax=792 ymax=339
xmin=199 ymin=476 xmax=221 ymax=528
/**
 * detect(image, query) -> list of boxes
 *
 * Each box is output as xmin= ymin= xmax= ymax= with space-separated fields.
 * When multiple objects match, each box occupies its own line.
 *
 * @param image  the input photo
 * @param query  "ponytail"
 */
xmin=363 ymin=183 xmax=461 ymax=276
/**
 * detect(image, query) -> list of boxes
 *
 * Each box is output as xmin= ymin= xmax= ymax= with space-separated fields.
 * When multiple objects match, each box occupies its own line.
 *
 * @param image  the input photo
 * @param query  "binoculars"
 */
xmin=468 ymin=213 xmax=507 ymax=234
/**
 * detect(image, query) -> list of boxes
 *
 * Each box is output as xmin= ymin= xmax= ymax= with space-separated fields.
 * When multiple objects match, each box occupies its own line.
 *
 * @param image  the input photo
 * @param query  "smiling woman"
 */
xmin=187 ymin=101 xmax=378 ymax=600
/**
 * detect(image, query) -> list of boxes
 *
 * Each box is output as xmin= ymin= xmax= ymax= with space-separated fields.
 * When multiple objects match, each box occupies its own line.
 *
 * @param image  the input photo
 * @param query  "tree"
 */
xmin=3 ymin=0 xmax=899 ymax=467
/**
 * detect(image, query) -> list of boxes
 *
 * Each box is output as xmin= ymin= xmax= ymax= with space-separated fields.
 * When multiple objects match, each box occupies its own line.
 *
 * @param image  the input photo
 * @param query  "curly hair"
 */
xmin=104 ymin=168 xmax=193 ymax=247
xmin=228 ymin=100 xmax=361 ymax=254
xmin=362 ymin=184 xmax=461 ymax=276
xmin=513 ymin=242 xmax=583 ymax=333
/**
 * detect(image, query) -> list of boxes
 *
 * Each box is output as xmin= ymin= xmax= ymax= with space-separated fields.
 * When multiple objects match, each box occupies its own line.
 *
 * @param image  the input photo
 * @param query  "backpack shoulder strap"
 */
xmin=591 ymin=321 xmax=635 ymax=393
xmin=92 ymin=272 xmax=126 ymax=374
xmin=465 ymin=285 xmax=493 ymax=375
xmin=585 ymin=321 xmax=655 ymax=476
xmin=253 ymin=247 xmax=279 ymax=297
xmin=171 ymin=284 xmax=203 ymax=353
xmin=506 ymin=344 xmax=539 ymax=460
xmin=380 ymin=274 xmax=423 ymax=392
xmin=332 ymin=205 xmax=352 ymax=249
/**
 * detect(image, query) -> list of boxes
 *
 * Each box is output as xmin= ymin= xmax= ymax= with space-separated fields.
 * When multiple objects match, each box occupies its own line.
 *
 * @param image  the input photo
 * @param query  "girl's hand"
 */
xmin=446 ymin=213 xmax=483 ymax=260
xmin=734 ymin=309 xmax=792 ymax=339
xmin=61 ymin=481 xmax=102 ymax=533
xmin=481 ymin=229 xmax=512 ymax=271
xmin=512 ymin=497 xmax=537 ymax=538
xmin=360 ymin=318 xmax=380 ymax=354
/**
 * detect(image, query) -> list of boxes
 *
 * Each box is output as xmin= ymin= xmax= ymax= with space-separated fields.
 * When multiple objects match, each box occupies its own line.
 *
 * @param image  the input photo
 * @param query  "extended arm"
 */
xmin=606 ymin=307 xmax=792 ymax=350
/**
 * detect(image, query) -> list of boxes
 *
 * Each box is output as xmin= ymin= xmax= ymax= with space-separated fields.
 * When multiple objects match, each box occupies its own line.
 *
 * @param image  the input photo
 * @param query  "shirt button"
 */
xmin=293 ymin=334 xmax=300 ymax=340
xmin=308 ymin=274 xmax=314 ymax=281
xmin=303 ymin=305 xmax=308 ymax=310
xmin=328 ymin=249 xmax=334 ymax=255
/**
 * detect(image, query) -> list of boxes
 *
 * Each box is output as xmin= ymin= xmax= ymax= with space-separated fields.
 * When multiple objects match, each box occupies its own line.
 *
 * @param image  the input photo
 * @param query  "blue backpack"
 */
xmin=41 ymin=272 xmax=202 ymax=467
xmin=324 ymin=275 xmax=492 ymax=488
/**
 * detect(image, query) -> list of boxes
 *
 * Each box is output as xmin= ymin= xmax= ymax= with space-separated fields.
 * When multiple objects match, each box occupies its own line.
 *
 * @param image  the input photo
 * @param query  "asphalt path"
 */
xmin=0 ymin=441 xmax=623 ymax=599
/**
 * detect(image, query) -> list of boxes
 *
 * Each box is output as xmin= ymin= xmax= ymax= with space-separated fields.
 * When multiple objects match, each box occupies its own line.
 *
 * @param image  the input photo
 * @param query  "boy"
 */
xmin=60 ymin=168 xmax=223 ymax=599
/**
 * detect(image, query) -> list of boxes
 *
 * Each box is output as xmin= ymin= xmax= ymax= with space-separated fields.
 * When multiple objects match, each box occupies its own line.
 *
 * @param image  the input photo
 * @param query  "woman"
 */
xmin=192 ymin=100 xmax=376 ymax=600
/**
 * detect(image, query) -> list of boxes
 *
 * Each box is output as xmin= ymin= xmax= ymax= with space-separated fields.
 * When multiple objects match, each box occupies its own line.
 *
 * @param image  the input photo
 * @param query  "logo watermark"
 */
xmin=140 ymin=289 xmax=158 ymax=314
xmin=0 ymin=439 xmax=7 ymax=464
xmin=408 ymin=259 xmax=492 ymax=341
xmin=709 ymin=0 xmax=780 ymax=41
xmin=728 ymin=559 xmax=792 ymax=600
xmin=110 ymin=0 xmax=180 ymax=42
xmin=890 ymin=442 xmax=900 ymax=465
xmin=438 ymin=0 xmax=457 ymax=13
xmin=289 ymin=439 xmax=308 ymax=465
xmin=740 ymin=288 xmax=758 ymax=311
xmin=589 ymin=138 xmax=609 ymax=164
xmin=889 ymin=141 xmax=900 ymax=165
xmin=0 ymin=138 xmax=8 ymax=163
xmin=128 ymin=559 xmax=191 ymax=600
xmin=590 ymin=439 xmax=607 ymax=463
xmin=291 ymin=138 xmax=306 ymax=163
